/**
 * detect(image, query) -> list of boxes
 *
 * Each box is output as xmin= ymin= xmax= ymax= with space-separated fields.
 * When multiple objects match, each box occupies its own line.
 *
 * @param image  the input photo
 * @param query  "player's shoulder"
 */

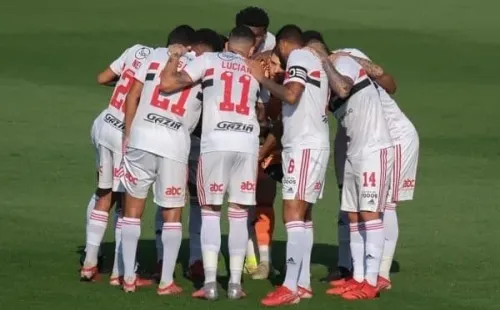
xmin=334 ymin=48 xmax=370 ymax=61
xmin=126 ymin=44 xmax=154 ymax=60
xmin=288 ymin=48 xmax=320 ymax=69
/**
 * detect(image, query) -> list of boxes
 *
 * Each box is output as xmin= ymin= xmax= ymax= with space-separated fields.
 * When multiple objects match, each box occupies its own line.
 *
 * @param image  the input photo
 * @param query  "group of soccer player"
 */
xmin=80 ymin=6 xmax=419 ymax=306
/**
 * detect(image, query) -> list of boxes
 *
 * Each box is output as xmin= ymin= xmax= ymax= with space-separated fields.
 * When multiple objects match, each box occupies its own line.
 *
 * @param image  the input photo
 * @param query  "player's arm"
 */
xmin=321 ymin=57 xmax=354 ymax=99
xmin=159 ymin=45 xmax=199 ymax=93
xmin=347 ymin=55 xmax=384 ymax=79
xmin=375 ymin=73 xmax=397 ymax=94
xmin=97 ymin=67 xmax=119 ymax=86
xmin=247 ymin=59 xmax=304 ymax=105
xmin=124 ymin=80 xmax=143 ymax=138
xmin=259 ymin=119 xmax=282 ymax=162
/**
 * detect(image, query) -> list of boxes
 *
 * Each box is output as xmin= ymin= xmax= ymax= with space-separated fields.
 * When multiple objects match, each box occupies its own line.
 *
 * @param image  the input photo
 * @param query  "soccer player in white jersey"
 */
xmin=160 ymin=26 xmax=261 ymax=300
xmin=80 ymin=43 xmax=153 ymax=283
xmin=234 ymin=6 xmax=279 ymax=278
xmin=246 ymin=25 xmax=330 ymax=306
xmin=118 ymin=25 xmax=200 ymax=294
xmin=331 ymin=48 xmax=419 ymax=290
xmin=236 ymin=7 xmax=275 ymax=55
xmin=307 ymin=41 xmax=394 ymax=300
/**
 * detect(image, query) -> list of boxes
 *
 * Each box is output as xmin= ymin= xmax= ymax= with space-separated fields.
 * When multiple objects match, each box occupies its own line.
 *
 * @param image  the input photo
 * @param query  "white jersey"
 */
xmin=97 ymin=44 xmax=153 ymax=153
xmin=331 ymin=56 xmax=392 ymax=158
xmin=183 ymin=51 xmax=261 ymax=155
xmin=282 ymin=48 xmax=330 ymax=150
xmin=336 ymin=48 xmax=417 ymax=142
xmin=256 ymin=32 xmax=276 ymax=53
xmin=128 ymin=48 xmax=202 ymax=163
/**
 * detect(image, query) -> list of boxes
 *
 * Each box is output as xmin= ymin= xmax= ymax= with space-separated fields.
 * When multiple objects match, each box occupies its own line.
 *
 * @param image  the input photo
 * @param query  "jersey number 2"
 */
xmin=219 ymin=71 xmax=251 ymax=115
xmin=110 ymin=69 xmax=134 ymax=112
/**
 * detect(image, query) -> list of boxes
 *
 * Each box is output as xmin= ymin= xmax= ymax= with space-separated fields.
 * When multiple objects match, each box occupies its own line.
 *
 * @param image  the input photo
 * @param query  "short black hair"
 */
xmin=166 ymin=25 xmax=195 ymax=46
xmin=235 ymin=7 xmax=270 ymax=29
xmin=276 ymin=24 xmax=303 ymax=45
xmin=229 ymin=25 xmax=256 ymax=45
xmin=193 ymin=28 xmax=224 ymax=52
xmin=302 ymin=30 xmax=330 ymax=51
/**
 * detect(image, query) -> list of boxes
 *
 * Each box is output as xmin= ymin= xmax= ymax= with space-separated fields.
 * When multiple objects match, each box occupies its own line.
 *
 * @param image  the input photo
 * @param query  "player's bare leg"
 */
xmin=157 ymin=207 xmax=183 ymax=295
xmin=192 ymin=204 xmax=221 ymax=300
xmin=121 ymin=194 xmax=152 ymax=292
xmin=226 ymin=203 xmax=250 ymax=300
xmin=81 ymin=188 xmax=117 ymax=281
xmin=261 ymin=199 xmax=306 ymax=306
xmin=297 ymin=205 xmax=313 ymax=298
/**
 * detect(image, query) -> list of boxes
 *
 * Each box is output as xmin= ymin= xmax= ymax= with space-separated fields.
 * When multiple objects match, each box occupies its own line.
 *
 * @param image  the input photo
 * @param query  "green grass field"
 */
xmin=1 ymin=0 xmax=499 ymax=309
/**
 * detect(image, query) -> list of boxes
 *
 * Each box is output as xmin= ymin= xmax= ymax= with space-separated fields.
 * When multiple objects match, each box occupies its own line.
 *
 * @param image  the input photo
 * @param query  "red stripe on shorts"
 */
xmin=297 ymin=149 xmax=310 ymax=201
xmin=197 ymin=157 xmax=206 ymax=206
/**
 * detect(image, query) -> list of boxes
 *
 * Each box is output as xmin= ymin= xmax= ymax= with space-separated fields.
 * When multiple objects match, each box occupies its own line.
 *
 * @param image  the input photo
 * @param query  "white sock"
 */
xmin=201 ymin=209 xmax=221 ymax=284
xmin=337 ymin=211 xmax=352 ymax=270
xmin=111 ymin=217 xmax=124 ymax=277
xmin=298 ymin=221 xmax=313 ymax=289
xmin=188 ymin=198 xmax=202 ymax=265
xmin=228 ymin=208 xmax=249 ymax=284
xmin=259 ymin=245 xmax=270 ymax=263
xmin=155 ymin=206 xmax=164 ymax=263
xmin=85 ymin=210 xmax=109 ymax=265
xmin=350 ymin=222 xmax=365 ymax=283
xmin=84 ymin=194 xmax=98 ymax=252
xmin=283 ymin=221 xmax=305 ymax=293
xmin=121 ymin=217 xmax=141 ymax=280
xmin=364 ymin=219 xmax=384 ymax=286
xmin=380 ymin=204 xmax=398 ymax=280
xmin=160 ymin=222 xmax=182 ymax=286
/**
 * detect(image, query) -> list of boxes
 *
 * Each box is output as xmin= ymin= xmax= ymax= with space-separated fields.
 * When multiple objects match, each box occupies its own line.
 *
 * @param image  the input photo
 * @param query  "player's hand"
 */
xmin=168 ymin=44 xmax=188 ymax=57
xmin=122 ymin=136 xmax=129 ymax=155
xmin=252 ymin=50 xmax=272 ymax=62
xmin=245 ymin=59 xmax=266 ymax=82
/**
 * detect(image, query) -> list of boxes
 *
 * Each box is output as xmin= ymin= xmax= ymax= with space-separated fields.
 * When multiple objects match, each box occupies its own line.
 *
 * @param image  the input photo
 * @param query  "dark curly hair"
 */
xmin=235 ymin=7 xmax=270 ymax=29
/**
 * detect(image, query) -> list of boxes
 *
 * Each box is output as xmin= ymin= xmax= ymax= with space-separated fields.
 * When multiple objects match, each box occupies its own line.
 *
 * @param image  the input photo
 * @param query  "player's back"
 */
xmin=331 ymin=55 xmax=391 ymax=158
xmin=281 ymin=48 xmax=330 ymax=150
xmin=98 ymin=44 xmax=153 ymax=153
xmin=129 ymin=48 xmax=202 ymax=163
xmin=338 ymin=48 xmax=417 ymax=142
xmin=198 ymin=51 xmax=260 ymax=154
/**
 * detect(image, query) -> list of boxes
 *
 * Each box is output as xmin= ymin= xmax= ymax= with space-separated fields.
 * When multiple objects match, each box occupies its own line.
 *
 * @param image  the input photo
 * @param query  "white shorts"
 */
xmin=197 ymin=151 xmax=258 ymax=206
xmin=122 ymin=148 xmax=187 ymax=208
xmin=341 ymin=147 xmax=394 ymax=212
xmin=281 ymin=148 xmax=330 ymax=204
xmin=98 ymin=145 xmax=125 ymax=192
xmin=387 ymin=135 xmax=419 ymax=202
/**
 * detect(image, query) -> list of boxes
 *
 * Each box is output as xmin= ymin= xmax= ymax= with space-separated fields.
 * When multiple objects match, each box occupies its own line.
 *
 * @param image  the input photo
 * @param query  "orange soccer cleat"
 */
xmin=329 ymin=276 xmax=352 ymax=287
xmin=297 ymin=286 xmax=313 ymax=299
xmin=157 ymin=282 xmax=183 ymax=295
xmin=377 ymin=276 xmax=392 ymax=291
xmin=326 ymin=278 xmax=361 ymax=295
xmin=261 ymin=286 xmax=300 ymax=307
xmin=341 ymin=281 xmax=379 ymax=300
xmin=122 ymin=276 xmax=153 ymax=293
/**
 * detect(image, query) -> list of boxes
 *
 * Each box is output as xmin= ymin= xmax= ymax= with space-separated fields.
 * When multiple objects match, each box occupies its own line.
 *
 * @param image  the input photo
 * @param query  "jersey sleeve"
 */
xmin=109 ymin=48 xmax=130 ymax=75
xmin=182 ymin=54 xmax=208 ymax=82
xmin=134 ymin=56 xmax=150 ymax=84
xmin=284 ymin=50 xmax=311 ymax=86
xmin=333 ymin=56 xmax=360 ymax=82
xmin=344 ymin=48 xmax=371 ymax=61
